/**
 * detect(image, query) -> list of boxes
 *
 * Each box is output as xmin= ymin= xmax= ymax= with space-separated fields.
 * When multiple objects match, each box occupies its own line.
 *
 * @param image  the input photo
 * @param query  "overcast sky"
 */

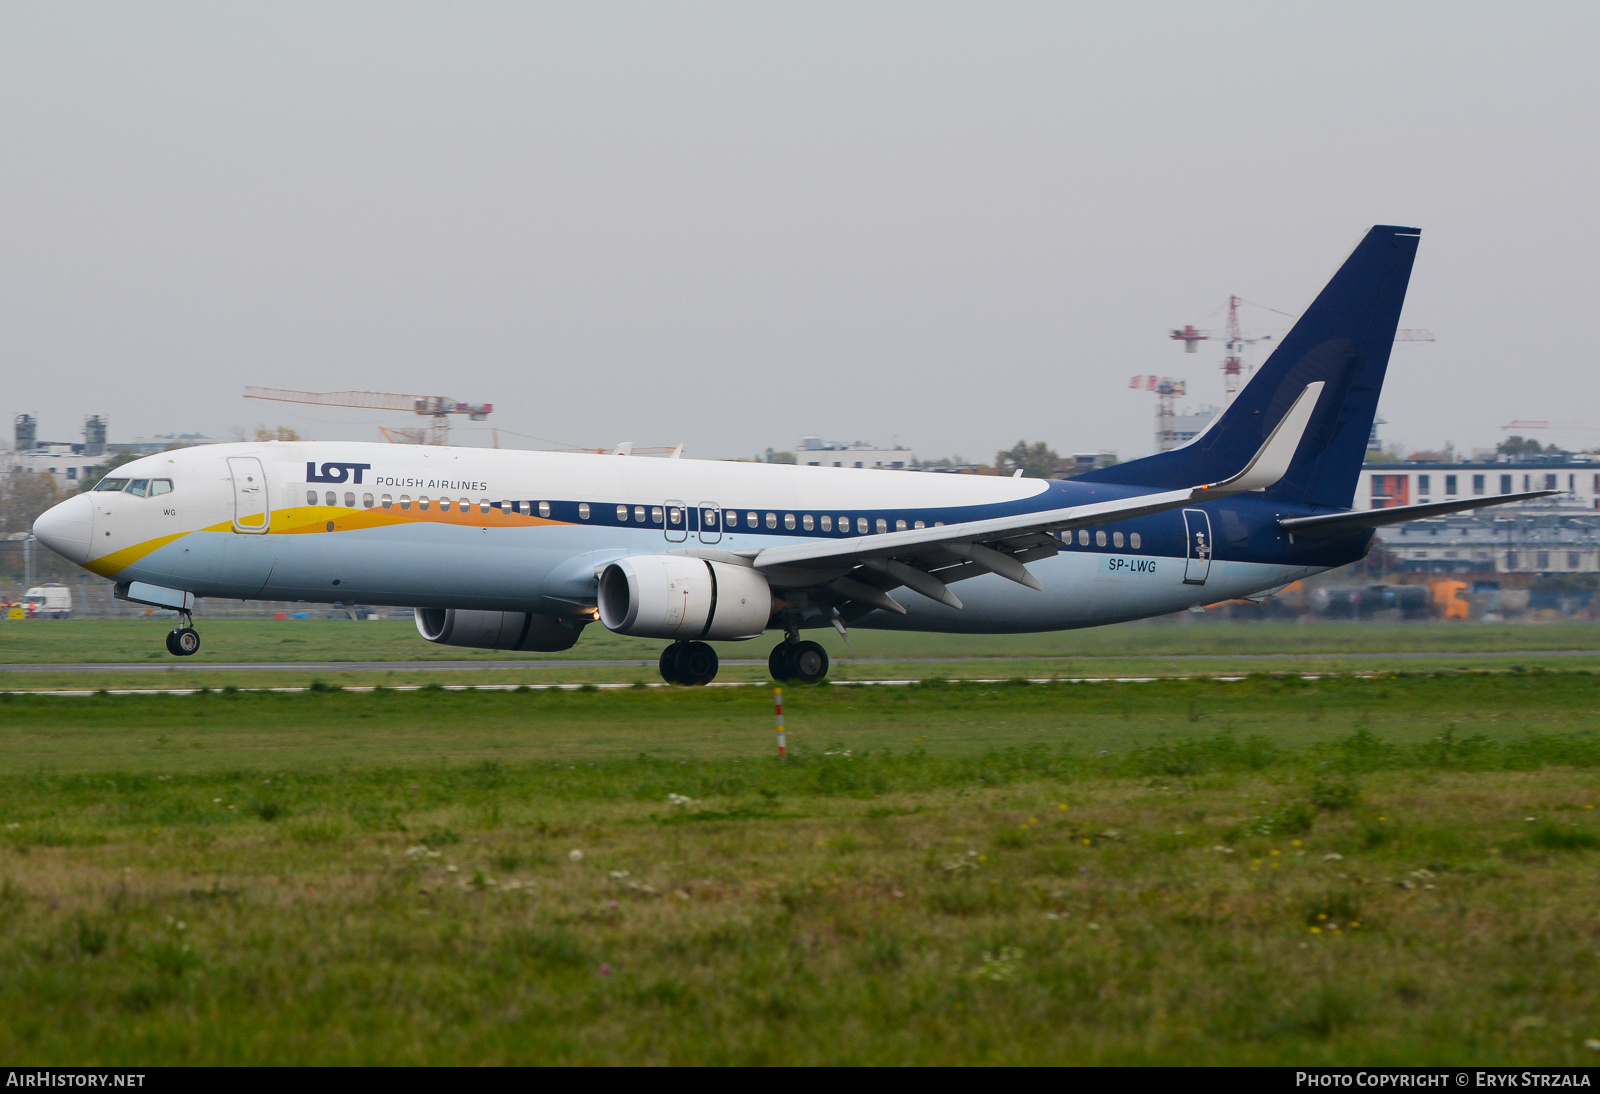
xmin=3 ymin=2 xmax=1597 ymax=462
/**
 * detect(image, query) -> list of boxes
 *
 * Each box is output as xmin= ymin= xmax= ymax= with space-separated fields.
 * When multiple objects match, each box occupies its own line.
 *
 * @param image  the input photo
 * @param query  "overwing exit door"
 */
xmin=1182 ymin=509 xmax=1212 ymax=585
xmin=227 ymin=457 xmax=270 ymax=534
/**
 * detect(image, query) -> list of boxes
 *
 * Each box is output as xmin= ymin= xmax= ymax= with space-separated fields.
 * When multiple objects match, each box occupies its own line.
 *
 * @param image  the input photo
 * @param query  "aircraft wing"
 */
xmin=749 ymin=383 xmax=1324 ymax=616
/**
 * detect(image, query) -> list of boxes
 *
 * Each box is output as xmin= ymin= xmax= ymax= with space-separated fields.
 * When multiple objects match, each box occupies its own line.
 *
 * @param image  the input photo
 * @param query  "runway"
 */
xmin=2 ymin=649 xmax=1598 ymax=673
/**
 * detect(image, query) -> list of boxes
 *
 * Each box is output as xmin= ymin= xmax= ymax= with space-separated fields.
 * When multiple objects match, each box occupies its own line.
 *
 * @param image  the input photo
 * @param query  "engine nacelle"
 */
xmin=597 ymin=555 xmax=771 ymax=640
xmin=414 ymin=608 xmax=587 ymax=652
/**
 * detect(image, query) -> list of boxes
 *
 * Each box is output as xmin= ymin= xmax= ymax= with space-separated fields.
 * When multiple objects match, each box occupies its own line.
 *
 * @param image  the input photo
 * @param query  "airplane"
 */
xmin=32 ymin=225 xmax=1553 ymax=684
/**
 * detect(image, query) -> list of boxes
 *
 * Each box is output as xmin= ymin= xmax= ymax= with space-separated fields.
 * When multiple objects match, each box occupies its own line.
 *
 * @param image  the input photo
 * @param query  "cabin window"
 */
xmin=668 ymin=506 xmax=683 ymax=526
xmin=126 ymin=479 xmax=150 ymax=497
xmin=1078 ymin=530 xmax=1089 ymax=545
xmin=95 ymin=478 xmax=129 ymax=492
xmin=400 ymin=496 xmax=411 ymax=510
xmin=1130 ymin=532 xmax=1141 ymax=549
xmin=857 ymin=517 xmax=869 ymax=534
xmin=306 ymin=490 xmax=317 ymax=505
xmin=784 ymin=513 xmax=796 ymax=530
xmin=651 ymin=506 xmax=664 ymax=524
xmin=578 ymin=503 xmax=590 ymax=519
xmin=151 ymin=479 xmax=173 ymax=496
xmin=324 ymin=491 xmax=336 ymax=506
xmin=914 ymin=520 xmax=924 ymax=529
xmin=363 ymin=493 xmax=375 ymax=508
xmin=802 ymin=514 xmax=814 ymax=531
xmin=381 ymin=494 xmax=393 ymax=509
xmin=540 ymin=501 xmax=551 ymax=518
xmin=440 ymin=499 xmax=452 ymax=512
xmin=876 ymin=518 xmax=888 ymax=533
xmin=1113 ymin=531 xmax=1124 ymax=548
xmin=419 ymin=497 xmax=430 ymax=511
xmin=766 ymin=513 xmax=777 ymax=529
xmin=1095 ymin=530 xmax=1107 ymax=546
xmin=895 ymin=519 xmax=907 ymax=531
xmin=459 ymin=498 xmax=469 ymax=512
xmin=616 ymin=505 xmax=628 ymax=522
xmin=345 ymin=492 xmax=356 ymax=508
xmin=481 ymin=500 xmax=492 ymax=514
xmin=703 ymin=509 xmax=718 ymax=526
xmin=633 ymin=506 xmax=645 ymax=522
xmin=747 ymin=512 xmax=758 ymax=527
xmin=820 ymin=515 xmax=832 ymax=531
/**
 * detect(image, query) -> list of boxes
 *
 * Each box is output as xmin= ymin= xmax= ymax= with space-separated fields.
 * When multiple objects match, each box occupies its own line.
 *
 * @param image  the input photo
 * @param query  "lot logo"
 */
xmin=306 ymin=461 xmax=372 ymax=484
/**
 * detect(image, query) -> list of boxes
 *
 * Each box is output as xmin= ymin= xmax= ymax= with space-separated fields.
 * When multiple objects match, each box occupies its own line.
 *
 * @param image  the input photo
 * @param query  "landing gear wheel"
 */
xmin=787 ymin=640 xmax=828 ymax=683
xmin=660 ymin=641 xmax=718 ymax=685
xmin=769 ymin=640 xmax=829 ymax=683
xmin=167 ymin=627 xmax=200 ymax=657
xmin=658 ymin=644 xmax=682 ymax=683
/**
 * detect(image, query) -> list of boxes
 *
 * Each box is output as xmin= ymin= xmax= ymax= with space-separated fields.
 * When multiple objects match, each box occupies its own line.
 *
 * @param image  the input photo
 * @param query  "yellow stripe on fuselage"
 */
xmin=84 ymin=508 xmax=571 ymax=578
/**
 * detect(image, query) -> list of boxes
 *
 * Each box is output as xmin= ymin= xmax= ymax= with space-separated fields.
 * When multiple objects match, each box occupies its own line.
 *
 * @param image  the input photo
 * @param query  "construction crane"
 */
xmin=1172 ymin=298 xmax=1434 ymax=405
xmin=243 ymin=388 xmax=493 ymax=446
xmin=1130 ymin=375 xmax=1187 ymax=452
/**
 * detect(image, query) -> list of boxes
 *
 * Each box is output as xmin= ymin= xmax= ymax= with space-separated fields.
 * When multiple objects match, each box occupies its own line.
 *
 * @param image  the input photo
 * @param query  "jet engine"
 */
xmin=597 ymin=555 xmax=771 ymax=640
xmin=414 ymin=608 xmax=587 ymax=652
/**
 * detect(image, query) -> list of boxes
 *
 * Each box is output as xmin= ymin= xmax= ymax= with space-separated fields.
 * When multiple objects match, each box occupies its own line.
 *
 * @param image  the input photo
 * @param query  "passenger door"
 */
xmin=228 ymin=457 xmax=270 ymax=534
xmin=1182 ymin=509 xmax=1212 ymax=585
xmin=663 ymin=499 xmax=688 ymax=543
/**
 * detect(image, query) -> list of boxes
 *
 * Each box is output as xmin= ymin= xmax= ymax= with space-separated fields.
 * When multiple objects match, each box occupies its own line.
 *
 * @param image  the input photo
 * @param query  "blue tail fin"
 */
xmin=1079 ymin=225 xmax=1420 ymax=509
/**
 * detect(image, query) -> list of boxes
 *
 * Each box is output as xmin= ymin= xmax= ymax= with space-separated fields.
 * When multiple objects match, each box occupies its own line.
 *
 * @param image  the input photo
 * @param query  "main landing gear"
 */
xmin=165 ymin=612 xmax=200 ymax=657
xmin=660 ymin=641 xmax=719 ymax=686
xmin=769 ymin=639 xmax=829 ymax=684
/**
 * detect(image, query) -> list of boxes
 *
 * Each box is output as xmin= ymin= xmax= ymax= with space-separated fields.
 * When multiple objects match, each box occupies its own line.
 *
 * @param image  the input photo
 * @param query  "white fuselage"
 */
xmin=38 ymin=441 xmax=1320 ymax=636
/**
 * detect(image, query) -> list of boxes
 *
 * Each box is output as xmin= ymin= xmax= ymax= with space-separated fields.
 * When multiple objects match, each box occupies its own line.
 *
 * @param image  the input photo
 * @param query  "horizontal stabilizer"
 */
xmin=1278 ymin=491 xmax=1560 ymax=538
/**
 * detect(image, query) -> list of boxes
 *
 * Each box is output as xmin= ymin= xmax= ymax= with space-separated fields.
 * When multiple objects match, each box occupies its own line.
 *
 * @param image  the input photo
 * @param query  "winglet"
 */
xmin=1196 ymin=382 xmax=1324 ymax=499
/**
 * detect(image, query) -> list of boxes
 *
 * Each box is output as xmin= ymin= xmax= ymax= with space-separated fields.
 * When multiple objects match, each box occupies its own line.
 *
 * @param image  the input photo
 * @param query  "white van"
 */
xmin=23 ymin=584 xmax=72 ymax=618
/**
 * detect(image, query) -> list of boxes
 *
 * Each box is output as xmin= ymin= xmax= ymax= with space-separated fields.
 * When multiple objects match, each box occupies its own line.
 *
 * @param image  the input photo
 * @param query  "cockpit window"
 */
xmin=126 ymin=479 xmax=150 ymax=497
xmin=150 ymin=479 xmax=173 ymax=496
xmin=95 ymin=478 xmax=129 ymax=492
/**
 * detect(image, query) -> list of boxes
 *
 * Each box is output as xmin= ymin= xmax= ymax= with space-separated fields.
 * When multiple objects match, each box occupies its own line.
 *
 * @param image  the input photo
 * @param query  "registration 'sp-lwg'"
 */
xmin=33 ymin=226 xmax=1549 ymax=682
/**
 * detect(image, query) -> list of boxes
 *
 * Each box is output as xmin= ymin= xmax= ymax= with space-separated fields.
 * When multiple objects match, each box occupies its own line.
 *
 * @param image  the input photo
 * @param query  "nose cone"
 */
xmin=33 ymin=493 xmax=94 ymax=565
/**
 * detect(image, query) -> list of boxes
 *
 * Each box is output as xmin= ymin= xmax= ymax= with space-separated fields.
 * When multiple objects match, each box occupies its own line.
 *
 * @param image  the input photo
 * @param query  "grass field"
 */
xmin=1 ymin=673 xmax=1598 ymax=1063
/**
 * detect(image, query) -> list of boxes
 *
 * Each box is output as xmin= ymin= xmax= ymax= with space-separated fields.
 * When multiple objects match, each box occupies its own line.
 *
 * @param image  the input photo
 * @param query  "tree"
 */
xmin=994 ymin=440 xmax=1060 ymax=479
xmin=1498 ymin=435 xmax=1558 ymax=458
xmin=763 ymin=448 xmax=796 ymax=464
xmin=0 ymin=472 xmax=62 ymax=536
xmin=254 ymin=425 xmax=301 ymax=442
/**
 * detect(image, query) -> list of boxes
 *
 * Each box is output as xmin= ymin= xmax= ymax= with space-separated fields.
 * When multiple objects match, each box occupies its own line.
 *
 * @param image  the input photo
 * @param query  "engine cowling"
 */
xmin=598 ymin=555 xmax=771 ymax=640
xmin=414 ymin=609 xmax=587 ymax=652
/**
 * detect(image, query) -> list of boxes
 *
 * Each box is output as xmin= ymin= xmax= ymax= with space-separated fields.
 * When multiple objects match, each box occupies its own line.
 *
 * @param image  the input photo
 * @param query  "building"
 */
xmin=797 ymin=436 xmax=916 ymax=469
xmin=1379 ymin=509 xmax=1600 ymax=576
xmin=1170 ymin=406 xmax=1219 ymax=447
xmin=7 ymin=414 xmax=213 ymax=493
xmin=1356 ymin=454 xmax=1600 ymax=513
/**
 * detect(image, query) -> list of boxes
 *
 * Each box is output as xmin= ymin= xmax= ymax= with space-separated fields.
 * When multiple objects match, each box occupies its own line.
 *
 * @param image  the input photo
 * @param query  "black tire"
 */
xmin=678 ymin=641 xmax=718 ymax=685
xmin=768 ymin=644 xmax=793 ymax=682
xmin=659 ymin=644 xmax=683 ymax=684
xmin=165 ymin=630 xmax=183 ymax=657
xmin=174 ymin=628 xmax=200 ymax=657
xmin=787 ymin=640 xmax=829 ymax=683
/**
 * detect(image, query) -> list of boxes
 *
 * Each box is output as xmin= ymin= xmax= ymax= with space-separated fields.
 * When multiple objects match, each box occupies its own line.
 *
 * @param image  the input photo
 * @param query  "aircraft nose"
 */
xmin=33 ymin=492 xmax=94 ymax=565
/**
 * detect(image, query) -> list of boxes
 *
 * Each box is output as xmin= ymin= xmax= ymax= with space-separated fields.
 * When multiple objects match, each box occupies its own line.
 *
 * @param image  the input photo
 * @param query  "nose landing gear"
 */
xmin=659 ymin=640 xmax=718 ymax=685
xmin=165 ymin=612 xmax=200 ymax=657
xmin=769 ymin=639 xmax=828 ymax=684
